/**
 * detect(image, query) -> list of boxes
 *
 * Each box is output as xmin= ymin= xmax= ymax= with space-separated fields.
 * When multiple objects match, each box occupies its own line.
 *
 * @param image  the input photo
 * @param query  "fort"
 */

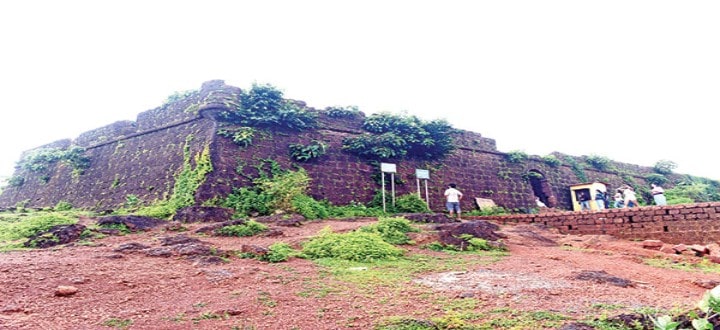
xmin=1 ymin=80 xmax=714 ymax=243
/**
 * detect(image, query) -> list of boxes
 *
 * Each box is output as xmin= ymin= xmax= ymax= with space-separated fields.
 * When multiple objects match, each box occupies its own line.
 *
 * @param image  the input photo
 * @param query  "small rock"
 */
xmin=689 ymin=244 xmax=710 ymax=256
xmin=114 ymin=242 xmax=150 ymax=252
xmin=241 ymin=245 xmax=268 ymax=256
xmin=692 ymin=279 xmax=720 ymax=289
xmin=105 ymin=254 xmax=125 ymax=259
xmin=457 ymin=292 xmax=475 ymax=298
xmin=708 ymin=255 xmax=720 ymax=264
xmin=1 ymin=304 xmax=23 ymax=313
xmin=224 ymin=309 xmax=243 ymax=316
xmin=145 ymin=248 xmax=173 ymax=257
xmin=641 ymin=240 xmax=663 ymax=250
xmin=55 ymin=285 xmax=79 ymax=297
xmin=559 ymin=322 xmax=595 ymax=330
xmin=672 ymin=244 xmax=687 ymax=253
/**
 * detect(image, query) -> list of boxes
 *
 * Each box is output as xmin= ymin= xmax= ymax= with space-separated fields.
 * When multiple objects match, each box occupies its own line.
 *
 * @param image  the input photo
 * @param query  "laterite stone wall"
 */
xmin=0 ymin=80 xmax=674 ymax=213
xmin=473 ymin=203 xmax=720 ymax=244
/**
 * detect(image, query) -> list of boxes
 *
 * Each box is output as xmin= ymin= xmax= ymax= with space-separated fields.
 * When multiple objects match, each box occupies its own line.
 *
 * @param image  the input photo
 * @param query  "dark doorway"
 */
xmin=528 ymin=170 xmax=556 ymax=207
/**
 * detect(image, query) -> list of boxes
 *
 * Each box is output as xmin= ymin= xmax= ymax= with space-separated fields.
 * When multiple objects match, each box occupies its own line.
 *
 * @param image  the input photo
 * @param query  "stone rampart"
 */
xmin=0 ymin=80 xmax=680 ymax=213
xmin=473 ymin=203 xmax=720 ymax=244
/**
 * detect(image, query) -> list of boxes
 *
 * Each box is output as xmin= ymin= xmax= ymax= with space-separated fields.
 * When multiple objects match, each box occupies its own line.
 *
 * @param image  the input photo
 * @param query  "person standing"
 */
xmin=444 ymin=183 xmax=463 ymax=220
xmin=613 ymin=189 xmax=625 ymax=208
xmin=577 ymin=191 xmax=591 ymax=211
xmin=594 ymin=189 xmax=606 ymax=210
xmin=651 ymin=184 xmax=667 ymax=206
xmin=623 ymin=186 xmax=640 ymax=207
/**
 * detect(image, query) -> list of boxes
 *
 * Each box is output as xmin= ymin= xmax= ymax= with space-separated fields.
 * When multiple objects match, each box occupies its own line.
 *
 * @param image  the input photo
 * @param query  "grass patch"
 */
xmin=377 ymin=308 xmax=570 ymax=329
xmin=216 ymin=220 xmax=268 ymax=237
xmin=0 ymin=210 xmax=89 ymax=250
xmin=301 ymin=227 xmax=404 ymax=262
xmin=102 ymin=318 xmax=133 ymax=329
xmin=313 ymin=251 xmax=504 ymax=289
xmin=644 ymin=257 xmax=720 ymax=273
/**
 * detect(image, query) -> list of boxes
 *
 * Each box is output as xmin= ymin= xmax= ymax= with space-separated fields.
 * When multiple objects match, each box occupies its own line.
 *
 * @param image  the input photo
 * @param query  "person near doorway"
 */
xmin=577 ymin=191 xmax=591 ymax=211
xmin=444 ymin=183 xmax=463 ymax=220
xmin=535 ymin=197 xmax=547 ymax=208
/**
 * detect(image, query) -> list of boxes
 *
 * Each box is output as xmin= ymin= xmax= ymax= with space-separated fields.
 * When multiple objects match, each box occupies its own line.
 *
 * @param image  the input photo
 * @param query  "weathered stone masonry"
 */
xmin=0 ymin=80 xmax=665 ymax=212
xmin=474 ymin=203 xmax=720 ymax=244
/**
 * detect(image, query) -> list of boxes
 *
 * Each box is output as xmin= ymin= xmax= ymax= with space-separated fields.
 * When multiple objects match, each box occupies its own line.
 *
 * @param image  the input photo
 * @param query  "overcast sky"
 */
xmin=1 ymin=1 xmax=719 ymax=182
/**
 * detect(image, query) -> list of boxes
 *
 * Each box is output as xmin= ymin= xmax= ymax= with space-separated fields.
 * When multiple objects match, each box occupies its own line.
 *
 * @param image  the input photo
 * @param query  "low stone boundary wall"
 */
xmin=471 ymin=203 xmax=720 ymax=244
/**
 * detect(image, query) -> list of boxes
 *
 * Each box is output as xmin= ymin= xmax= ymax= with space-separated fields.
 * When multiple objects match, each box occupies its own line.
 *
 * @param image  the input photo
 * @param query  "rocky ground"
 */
xmin=1 ymin=217 xmax=719 ymax=329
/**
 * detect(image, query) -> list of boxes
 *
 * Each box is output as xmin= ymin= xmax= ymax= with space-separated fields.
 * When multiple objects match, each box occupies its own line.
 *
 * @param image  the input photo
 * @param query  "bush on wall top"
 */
xmin=342 ymin=112 xmax=456 ymax=160
xmin=220 ymin=83 xmax=317 ymax=131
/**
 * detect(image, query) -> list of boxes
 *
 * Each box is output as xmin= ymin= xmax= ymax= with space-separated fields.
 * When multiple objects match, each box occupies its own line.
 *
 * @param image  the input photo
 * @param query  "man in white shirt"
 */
xmin=444 ymin=183 xmax=463 ymax=220
xmin=651 ymin=184 xmax=667 ymax=206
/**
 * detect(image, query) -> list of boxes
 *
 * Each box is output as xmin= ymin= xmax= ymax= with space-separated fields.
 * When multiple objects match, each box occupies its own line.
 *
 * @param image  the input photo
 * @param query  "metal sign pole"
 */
xmin=417 ymin=177 xmax=421 ymax=198
xmin=382 ymin=171 xmax=386 ymax=213
xmin=391 ymin=173 xmax=396 ymax=207
xmin=424 ymin=179 xmax=430 ymax=209
xmin=380 ymin=163 xmax=397 ymax=213
xmin=415 ymin=169 xmax=430 ymax=209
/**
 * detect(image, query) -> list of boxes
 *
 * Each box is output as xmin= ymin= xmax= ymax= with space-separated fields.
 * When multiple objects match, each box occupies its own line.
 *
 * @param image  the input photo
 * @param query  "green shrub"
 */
xmin=521 ymin=171 xmax=544 ymax=182
xmin=645 ymin=173 xmax=669 ymax=186
xmin=369 ymin=192 xmax=428 ymax=214
xmin=357 ymin=217 xmax=420 ymax=245
xmin=219 ymin=83 xmax=317 ymax=131
xmin=217 ymin=127 xmax=256 ymax=148
xmin=666 ymin=181 xmax=720 ymax=203
xmin=223 ymin=187 xmax=272 ymax=216
xmin=465 ymin=206 xmax=509 ymax=216
xmin=541 ymin=155 xmax=562 ymax=168
xmin=162 ymin=89 xmax=200 ymax=107
xmin=288 ymin=140 xmax=328 ymax=162
xmin=342 ymin=112 xmax=455 ymax=160
xmin=585 ymin=154 xmax=611 ymax=171
xmin=54 ymin=201 xmax=73 ymax=211
xmin=216 ymin=220 xmax=268 ymax=237
xmin=98 ymin=223 xmax=131 ymax=235
xmin=17 ymin=146 xmax=90 ymax=173
xmin=301 ymin=227 xmax=404 ymax=262
xmin=654 ymin=160 xmax=677 ymax=175
xmin=325 ymin=105 xmax=361 ymax=118
xmin=134 ymin=202 xmax=176 ymax=219
xmin=565 ymin=156 xmax=587 ymax=182
xmin=124 ymin=194 xmax=140 ymax=209
xmin=505 ymin=150 xmax=528 ymax=164
xmin=256 ymin=169 xmax=310 ymax=213
xmin=223 ymin=168 xmax=310 ymax=217
xmin=291 ymin=194 xmax=329 ymax=220
xmin=7 ymin=176 xmax=24 ymax=187
xmin=427 ymin=234 xmax=505 ymax=252
xmin=394 ymin=194 xmax=430 ymax=213
xmin=0 ymin=212 xmax=77 ymax=242
xmin=257 ymin=242 xmax=295 ymax=263
xmin=326 ymin=202 xmax=385 ymax=218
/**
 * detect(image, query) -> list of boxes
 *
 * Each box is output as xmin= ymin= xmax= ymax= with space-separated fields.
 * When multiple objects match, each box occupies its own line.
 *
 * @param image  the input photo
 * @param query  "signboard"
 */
xmin=415 ymin=169 xmax=429 ymax=180
xmin=380 ymin=162 xmax=396 ymax=173
xmin=475 ymin=198 xmax=497 ymax=210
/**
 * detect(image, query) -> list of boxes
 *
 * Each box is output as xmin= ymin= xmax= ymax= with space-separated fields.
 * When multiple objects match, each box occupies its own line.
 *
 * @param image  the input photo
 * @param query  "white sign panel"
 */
xmin=415 ymin=169 xmax=430 ymax=179
xmin=380 ymin=162 xmax=396 ymax=173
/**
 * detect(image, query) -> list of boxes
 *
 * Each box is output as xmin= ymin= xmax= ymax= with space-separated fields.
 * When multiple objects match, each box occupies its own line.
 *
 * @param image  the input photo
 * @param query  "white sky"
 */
xmin=1 ymin=1 xmax=718 ymax=181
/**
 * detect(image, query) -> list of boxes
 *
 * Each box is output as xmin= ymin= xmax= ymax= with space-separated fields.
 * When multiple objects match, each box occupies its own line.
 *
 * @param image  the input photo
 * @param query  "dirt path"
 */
xmin=1 ymin=219 xmax=717 ymax=329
